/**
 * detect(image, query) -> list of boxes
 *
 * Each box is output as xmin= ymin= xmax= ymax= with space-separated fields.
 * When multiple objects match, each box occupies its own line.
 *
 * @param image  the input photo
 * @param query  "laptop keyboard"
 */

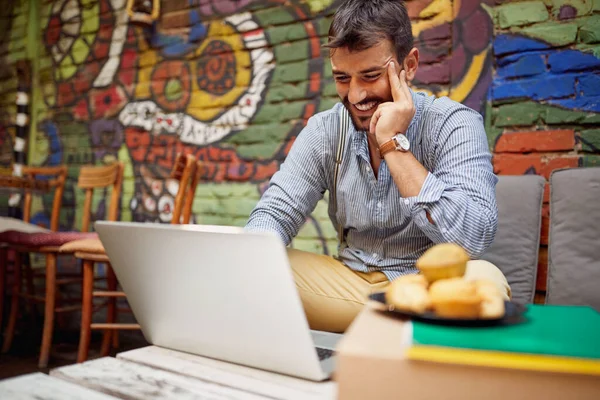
xmin=316 ymin=347 xmax=334 ymax=361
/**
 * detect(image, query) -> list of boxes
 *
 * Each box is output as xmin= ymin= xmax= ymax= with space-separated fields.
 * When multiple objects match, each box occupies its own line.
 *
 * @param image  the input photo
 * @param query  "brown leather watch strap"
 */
xmin=378 ymin=138 xmax=396 ymax=158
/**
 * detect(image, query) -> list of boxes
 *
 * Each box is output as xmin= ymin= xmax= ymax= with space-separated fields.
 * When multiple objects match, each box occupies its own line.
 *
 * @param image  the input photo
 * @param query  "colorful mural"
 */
xmin=3 ymin=0 xmax=598 ymax=257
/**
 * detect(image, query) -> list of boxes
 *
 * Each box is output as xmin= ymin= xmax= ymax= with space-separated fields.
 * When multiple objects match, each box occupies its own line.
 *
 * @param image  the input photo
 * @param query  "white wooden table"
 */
xmin=0 ymin=346 xmax=337 ymax=399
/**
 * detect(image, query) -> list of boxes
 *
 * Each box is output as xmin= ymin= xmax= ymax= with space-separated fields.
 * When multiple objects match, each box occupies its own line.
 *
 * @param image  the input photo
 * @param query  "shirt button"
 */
xmin=373 ymin=253 xmax=378 ymax=258
xmin=403 ymin=199 xmax=410 ymax=205
xmin=442 ymin=228 xmax=448 ymax=234
xmin=377 ymin=202 xmax=382 ymax=208
xmin=365 ymin=166 xmax=370 ymax=172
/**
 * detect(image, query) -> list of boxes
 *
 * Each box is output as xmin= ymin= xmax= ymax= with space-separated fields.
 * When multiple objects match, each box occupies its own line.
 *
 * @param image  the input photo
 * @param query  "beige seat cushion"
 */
xmin=59 ymin=238 xmax=105 ymax=254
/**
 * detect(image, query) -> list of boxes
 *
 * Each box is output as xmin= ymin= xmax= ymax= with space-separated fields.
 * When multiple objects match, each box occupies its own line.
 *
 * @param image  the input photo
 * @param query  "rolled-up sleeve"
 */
xmin=408 ymin=105 xmax=498 ymax=258
xmin=245 ymin=117 xmax=327 ymax=245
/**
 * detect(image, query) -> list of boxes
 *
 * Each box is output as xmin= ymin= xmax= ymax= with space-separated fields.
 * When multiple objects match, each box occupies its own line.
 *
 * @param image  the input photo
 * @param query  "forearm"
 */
xmin=408 ymin=172 xmax=497 ymax=258
xmin=383 ymin=151 xmax=428 ymax=197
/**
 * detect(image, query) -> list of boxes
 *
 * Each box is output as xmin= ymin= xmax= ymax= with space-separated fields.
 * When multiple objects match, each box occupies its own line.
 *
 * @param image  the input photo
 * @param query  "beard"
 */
xmin=342 ymin=96 xmax=387 ymax=133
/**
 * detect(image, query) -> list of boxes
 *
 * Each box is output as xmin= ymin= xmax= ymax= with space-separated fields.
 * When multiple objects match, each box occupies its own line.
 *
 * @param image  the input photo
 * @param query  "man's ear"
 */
xmin=403 ymin=48 xmax=419 ymax=81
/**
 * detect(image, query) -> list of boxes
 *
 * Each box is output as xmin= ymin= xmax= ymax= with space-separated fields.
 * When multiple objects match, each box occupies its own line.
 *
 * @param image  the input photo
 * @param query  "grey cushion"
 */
xmin=547 ymin=167 xmax=600 ymax=310
xmin=481 ymin=175 xmax=545 ymax=304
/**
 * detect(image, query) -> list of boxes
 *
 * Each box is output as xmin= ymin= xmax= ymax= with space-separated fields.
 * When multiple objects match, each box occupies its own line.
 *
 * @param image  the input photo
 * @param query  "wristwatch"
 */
xmin=379 ymin=133 xmax=410 ymax=158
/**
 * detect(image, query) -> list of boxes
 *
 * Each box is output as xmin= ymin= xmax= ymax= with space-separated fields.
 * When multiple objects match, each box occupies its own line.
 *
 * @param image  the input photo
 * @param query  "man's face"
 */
xmin=331 ymin=39 xmax=399 ymax=132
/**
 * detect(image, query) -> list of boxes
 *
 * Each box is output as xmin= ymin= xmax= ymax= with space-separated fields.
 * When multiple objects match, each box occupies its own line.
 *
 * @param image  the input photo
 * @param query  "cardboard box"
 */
xmin=335 ymin=302 xmax=600 ymax=400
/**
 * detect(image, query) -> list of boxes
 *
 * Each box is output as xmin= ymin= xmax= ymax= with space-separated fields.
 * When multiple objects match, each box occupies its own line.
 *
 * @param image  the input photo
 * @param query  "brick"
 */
xmin=492 ymin=154 xmax=580 ymax=179
xmin=580 ymin=23 xmax=600 ymax=44
xmin=514 ymin=22 xmax=579 ymax=47
xmin=534 ymin=292 xmax=546 ymax=304
xmin=494 ymin=34 xmax=552 ymax=56
xmin=536 ymin=246 xmax=548 ymax=292
xmin=548 ymin=49 xmax=600 ymax=73
xmin=414 ymin=62 xmax=450 ymax=84
xmin=543 ymin=182 xmax=550 ymax=203
xmin=492 ymin=74 xmax=575 ymax=101
xmin=543 ymin=105 xmax=600 ymax=124
xmin=540 ymin=204 xmax=549 ymax=245
xmin=494 ymin=129 xmax=575 ymax=153
xmin=580 ymin=129 xmax=600 ymax=151
xmin=496 ymin=53 xmax=546 ymax=79
xmin=266 ymin=23 xmax=310 ymax=45
xmin=496 ymin=1 xmax=549 ymax=29
xmin=582 ymin=154 xmax=600 ymax=167
xmin=274 ymin=39 xmax=311 ymax=64
xmin=550 ymin=95 xmax=600 ymax=111
xmin=160 ymin=11 xmax=190 ymax=30
xmin=270 ymin=60 xmax=309 ymax=84
xmin=254 ymin=7 xmax=297 ymax=26
xmin=495 ymin=102 xmax=544 ymax=126
xmin=578 ymin=74 xmax=600 ymax=97
xmin=550 ymin=0 xmax=594 ymax=19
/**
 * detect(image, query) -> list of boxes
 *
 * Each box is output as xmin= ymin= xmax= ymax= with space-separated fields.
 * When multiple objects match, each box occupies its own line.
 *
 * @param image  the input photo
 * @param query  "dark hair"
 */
xmin=326 ymin=0 xmax=414 ymax=62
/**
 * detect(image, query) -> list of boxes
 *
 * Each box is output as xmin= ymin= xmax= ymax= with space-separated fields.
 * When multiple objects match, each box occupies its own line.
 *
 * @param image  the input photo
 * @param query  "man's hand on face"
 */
xmin=369 ymin=61 xmax=416 ymax=146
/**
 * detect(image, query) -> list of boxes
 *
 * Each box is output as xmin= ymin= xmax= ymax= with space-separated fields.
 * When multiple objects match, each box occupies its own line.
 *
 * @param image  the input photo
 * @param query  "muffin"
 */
xmin=416 ymin=243 xmax=470 ymax=283
xmin=386 ymin=278 xmax=431 ymax=314
xmin=475 ymin=280 xmax=505 ymax=319
xmin=392 ymin=273 xmax=429 ymax=288
xmin=429 ymin=278 xmax=481 ymax=319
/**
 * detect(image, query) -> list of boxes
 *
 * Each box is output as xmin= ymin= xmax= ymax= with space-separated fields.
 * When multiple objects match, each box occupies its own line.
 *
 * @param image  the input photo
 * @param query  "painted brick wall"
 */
xmin=488 ymin=0 xmax=600 ymax=302
xmin=0 ymin=1 xmax=598 ymax=300
xmin=1 ymin=0 xmax=497 ymax=257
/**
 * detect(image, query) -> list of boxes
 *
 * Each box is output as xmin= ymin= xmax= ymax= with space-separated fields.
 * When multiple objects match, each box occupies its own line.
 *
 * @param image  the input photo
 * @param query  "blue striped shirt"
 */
xmin=246 ymin=91 xmax=498 ymax=281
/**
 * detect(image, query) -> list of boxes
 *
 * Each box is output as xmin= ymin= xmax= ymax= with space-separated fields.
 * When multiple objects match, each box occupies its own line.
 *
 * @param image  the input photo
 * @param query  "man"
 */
xmin=246 ymin=0 xmax=509 ymax=332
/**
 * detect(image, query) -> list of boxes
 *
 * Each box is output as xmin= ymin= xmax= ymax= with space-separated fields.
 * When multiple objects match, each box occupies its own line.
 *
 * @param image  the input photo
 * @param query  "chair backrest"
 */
xmin=168 ymin=153 xmax=196 ymax=224
xmin=547 ymin=167 xmax=600 ymax=310
xmin=21 ymin=165 xmax=68 ymax=231
xmin=182 ymin=160 xmax=203 ymax=224
xmin=481 ymin=175 xmax=545 ymax=304
xmin=77 ymin=162 xmax=125 ymax=232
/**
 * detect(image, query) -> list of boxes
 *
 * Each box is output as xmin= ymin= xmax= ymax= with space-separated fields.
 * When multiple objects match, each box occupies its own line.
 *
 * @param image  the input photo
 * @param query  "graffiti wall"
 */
xmin=1 ymin=0 xmax=598 ymax=274
xmin=1 ymin=0 xmax=499 ymax=254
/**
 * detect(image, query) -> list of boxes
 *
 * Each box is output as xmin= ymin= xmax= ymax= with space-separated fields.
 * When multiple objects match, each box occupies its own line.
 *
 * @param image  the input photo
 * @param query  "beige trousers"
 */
xmin=288 ymin=248 xmax=511 ymax=333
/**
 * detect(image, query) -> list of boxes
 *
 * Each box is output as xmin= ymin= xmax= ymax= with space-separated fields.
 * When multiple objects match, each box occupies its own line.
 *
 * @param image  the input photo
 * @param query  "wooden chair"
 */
xmin=59 ymin=154 xmax=200 ymax=362
xmin=0 ymin=166 xmax=68 ymax=341
xmin=2 ymin=162 xmax=124 ymax=368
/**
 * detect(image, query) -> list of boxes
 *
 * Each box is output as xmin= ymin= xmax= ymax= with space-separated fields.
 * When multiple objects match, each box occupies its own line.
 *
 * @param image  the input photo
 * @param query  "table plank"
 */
xmin=0 ymin=372 xmax=119 ymax=400
xmin=50 ymin=357 xmax=270 ymax=400
xmin=117 ymin=346 xmax=336 ymax=400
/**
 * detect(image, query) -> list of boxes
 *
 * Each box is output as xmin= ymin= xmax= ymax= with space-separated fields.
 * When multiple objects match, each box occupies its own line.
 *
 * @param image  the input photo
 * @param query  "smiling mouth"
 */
xmin=354 ymin=101 xmax=378 ymax=112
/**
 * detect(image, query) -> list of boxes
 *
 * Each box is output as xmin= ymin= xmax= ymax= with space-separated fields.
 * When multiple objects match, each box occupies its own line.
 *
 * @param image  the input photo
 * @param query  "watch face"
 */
xmin=394 ymin=134 xmax=410 ymax=151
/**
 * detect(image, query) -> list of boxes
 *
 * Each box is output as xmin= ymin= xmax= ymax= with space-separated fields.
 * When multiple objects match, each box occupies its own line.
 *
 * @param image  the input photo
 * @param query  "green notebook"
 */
xmin=412 ymin=305 xmax=600 ymax=360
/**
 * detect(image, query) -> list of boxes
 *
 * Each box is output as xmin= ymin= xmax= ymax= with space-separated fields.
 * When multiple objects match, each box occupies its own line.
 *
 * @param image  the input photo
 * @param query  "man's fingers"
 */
xmin=370 ymin=108 xmax=382 ymax=135
xmin=388 ymin=61 xmax=404 ymax=103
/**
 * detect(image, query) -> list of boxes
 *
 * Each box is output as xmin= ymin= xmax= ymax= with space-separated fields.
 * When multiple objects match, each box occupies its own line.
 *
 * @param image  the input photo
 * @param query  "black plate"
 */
xmin=369 ymin=292 xmax=527 ymax=327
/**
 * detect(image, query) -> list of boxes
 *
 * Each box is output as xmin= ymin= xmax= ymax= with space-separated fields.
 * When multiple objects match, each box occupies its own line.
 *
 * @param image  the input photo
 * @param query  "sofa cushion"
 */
xmin=547 ymin=167 xmax=600 ymax=310
xmin=481 ymin=175 xmax=545 ymax=304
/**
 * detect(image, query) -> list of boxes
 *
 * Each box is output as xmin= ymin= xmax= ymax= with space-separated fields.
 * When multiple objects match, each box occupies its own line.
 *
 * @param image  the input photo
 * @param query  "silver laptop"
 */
xmin=95 ymin=221 xmax=340 ymax=381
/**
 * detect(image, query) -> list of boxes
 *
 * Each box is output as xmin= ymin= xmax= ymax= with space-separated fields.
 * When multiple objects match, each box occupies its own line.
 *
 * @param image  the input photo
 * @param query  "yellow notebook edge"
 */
xmin=407 ymin=345 xmax=600 ymax=376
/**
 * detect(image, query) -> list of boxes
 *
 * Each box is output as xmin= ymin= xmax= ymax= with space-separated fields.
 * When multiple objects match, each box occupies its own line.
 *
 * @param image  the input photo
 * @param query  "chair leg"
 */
xmin=39 ymin=253 xmax=57 ymax=368
xmin=2 ymin=251 xmax=22 ymax=353
xmin=101 ymin=262 xmax=117 ymax=356
xmin=0 ymin=248 xmax=6 ymax=332
xmin=2 ymin=252 xmax=22 ymax=353
xmin=77 ymin=259 xmax=94 ymax=363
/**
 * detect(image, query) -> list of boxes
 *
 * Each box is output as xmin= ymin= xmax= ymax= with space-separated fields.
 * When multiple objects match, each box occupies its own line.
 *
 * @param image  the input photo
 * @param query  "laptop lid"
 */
xmin=95 ymin=221 xmax=329 ymax=381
